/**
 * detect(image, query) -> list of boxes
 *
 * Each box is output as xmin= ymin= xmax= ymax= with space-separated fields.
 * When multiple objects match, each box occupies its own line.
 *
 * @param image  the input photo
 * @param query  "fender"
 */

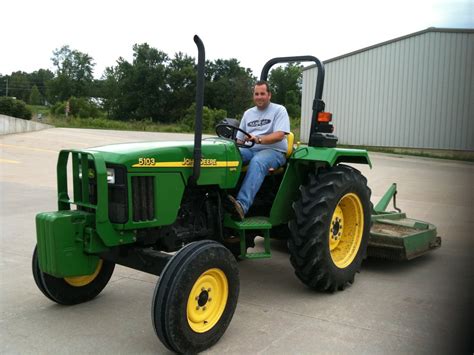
xmin=290 ymin=146 xmax=372 ymax=168
xmin=269 ymin=146 xmax=371 ymax=226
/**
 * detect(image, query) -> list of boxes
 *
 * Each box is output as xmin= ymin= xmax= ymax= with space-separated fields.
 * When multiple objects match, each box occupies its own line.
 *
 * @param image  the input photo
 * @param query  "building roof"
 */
xmin=304 ymin=27 xmax=474 ymax=70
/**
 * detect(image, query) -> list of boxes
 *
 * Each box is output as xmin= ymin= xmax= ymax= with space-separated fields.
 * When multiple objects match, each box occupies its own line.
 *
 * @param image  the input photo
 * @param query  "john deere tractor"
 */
xmin=33 ymin=36 xmax=441 ymax=353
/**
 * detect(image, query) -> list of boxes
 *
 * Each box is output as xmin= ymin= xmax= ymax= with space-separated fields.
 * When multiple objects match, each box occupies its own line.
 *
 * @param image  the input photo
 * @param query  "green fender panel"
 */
xmin=291 ymin=146 xmax=372 ymax=168
xmin=269 ymin=146 xmax=371 ymax=226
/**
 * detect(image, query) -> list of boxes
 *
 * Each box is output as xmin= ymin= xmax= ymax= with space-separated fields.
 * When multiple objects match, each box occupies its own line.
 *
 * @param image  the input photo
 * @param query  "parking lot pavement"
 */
xmin=1 ymin=128 xmax=472 ymax=354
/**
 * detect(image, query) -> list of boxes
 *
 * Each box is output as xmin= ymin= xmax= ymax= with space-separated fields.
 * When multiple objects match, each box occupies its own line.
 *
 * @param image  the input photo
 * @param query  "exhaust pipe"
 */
xmin=189 ymin=35 xmax=205 ymax=185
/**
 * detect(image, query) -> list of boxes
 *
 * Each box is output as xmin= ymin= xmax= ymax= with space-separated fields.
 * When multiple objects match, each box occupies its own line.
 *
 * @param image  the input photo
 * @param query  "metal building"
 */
xmin=300 ymin=28 xmax=474 ymax=151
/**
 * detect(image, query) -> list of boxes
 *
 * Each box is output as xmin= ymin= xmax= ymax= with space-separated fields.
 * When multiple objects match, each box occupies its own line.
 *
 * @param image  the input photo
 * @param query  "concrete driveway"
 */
xmin=1 ymin=128 xmax=472 ymax=354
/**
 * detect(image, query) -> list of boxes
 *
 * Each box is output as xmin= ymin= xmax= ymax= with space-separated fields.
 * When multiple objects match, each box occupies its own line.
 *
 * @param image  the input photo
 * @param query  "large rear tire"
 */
xmin=152 ymin=240 xmax=239 ymax=354
xmin=288 ymin=165 xmax=371 ymax=292
xmin=32 ymin=246 xmax=115 ymax=305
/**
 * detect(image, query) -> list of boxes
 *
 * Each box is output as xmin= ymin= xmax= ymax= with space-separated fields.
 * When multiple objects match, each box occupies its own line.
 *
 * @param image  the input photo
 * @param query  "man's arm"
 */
xmin=246 ymin=131 xmax=286 ymax=145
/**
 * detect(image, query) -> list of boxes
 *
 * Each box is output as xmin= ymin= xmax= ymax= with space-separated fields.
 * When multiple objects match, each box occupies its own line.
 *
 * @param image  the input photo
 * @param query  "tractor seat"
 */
xmin=268 ymin=132 xmax=294 ymax=174
xmin=285 ymin=131 xmax=295 ymax=159
xmin=241 ymin=132 xmax=295 ymax=174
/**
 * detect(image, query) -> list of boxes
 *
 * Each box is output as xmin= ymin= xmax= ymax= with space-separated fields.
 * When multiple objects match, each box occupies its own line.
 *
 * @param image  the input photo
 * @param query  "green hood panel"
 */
xmin=84 ymin=137 xmax=242 ymax=188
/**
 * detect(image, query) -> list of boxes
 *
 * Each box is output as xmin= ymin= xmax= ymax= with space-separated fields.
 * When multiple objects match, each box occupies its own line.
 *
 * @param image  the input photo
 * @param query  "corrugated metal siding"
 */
xmin=301 ymin=30 xmax=474 ymax=150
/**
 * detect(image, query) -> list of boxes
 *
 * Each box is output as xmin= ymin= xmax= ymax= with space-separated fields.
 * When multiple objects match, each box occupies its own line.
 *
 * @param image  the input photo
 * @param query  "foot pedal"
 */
xmin=224 ymin=215 xmax=272 ymax=259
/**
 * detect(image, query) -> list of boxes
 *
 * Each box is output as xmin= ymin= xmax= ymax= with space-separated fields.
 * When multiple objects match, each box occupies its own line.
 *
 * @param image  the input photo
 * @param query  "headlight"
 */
xmin=78 ymin=167 xmax=96 ymax=179
xmin=106 ymin=168 xmax=115 ymax=184
xmin=78 ymin=165 xmax=115 ymax=184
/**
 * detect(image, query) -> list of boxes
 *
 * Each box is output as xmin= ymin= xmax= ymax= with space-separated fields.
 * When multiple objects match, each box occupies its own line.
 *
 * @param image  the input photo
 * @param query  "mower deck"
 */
xmin=369 ymin=213 xmax=441 ymax=260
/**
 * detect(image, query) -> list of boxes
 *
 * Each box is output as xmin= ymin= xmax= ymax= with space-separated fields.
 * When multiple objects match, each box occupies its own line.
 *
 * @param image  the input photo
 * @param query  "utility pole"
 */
xmin=5 ymin=78 xmax=8 ymax=96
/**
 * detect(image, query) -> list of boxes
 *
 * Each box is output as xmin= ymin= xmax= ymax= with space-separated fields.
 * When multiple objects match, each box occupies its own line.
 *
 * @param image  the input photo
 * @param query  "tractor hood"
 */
xmin=85 ymin=137 xmax=239 ymax=168
xmin=83 ymin=137 xmax=242 ymax=188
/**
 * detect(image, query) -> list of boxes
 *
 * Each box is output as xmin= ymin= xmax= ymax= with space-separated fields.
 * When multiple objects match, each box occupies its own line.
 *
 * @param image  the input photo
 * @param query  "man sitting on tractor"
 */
xmin=227 ymin=80 xmax=290 ymax=220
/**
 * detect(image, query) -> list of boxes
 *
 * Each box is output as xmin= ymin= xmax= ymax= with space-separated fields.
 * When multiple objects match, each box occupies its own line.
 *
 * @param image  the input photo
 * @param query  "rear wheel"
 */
xmin=152 ymin=240 xmax=239 ymax=353
xmin=32 ymin=246 xmax=115 ymax=305
xmin=288 ymin=165 xmax=371 ymax=292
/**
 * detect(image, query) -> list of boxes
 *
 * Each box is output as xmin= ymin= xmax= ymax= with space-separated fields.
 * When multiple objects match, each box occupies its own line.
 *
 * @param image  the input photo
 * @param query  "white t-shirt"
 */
xmin=237 ymin=102 xmax=290 ymax=153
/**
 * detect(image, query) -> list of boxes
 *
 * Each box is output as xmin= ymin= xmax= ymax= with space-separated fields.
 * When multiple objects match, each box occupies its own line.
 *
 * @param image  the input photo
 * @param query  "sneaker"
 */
xmin=225 ymin=195 xmax=245 ymax=221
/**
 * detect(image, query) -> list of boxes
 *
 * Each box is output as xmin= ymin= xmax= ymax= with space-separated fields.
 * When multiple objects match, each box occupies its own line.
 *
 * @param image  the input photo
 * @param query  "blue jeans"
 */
xmin=237 ymin=148 xmax=286 ymax=214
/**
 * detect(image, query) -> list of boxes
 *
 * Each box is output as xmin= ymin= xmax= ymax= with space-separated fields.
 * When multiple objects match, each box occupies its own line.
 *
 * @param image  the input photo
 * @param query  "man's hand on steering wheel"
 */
xmin=215 ymin=124 xmax=255 ymax=148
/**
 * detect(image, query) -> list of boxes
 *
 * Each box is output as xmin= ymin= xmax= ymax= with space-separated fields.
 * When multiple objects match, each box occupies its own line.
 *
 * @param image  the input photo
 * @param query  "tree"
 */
xmin=164 ymin=52 xmax=196 ymax=122
xmin=205 ymin=59 xmax=254 ymax=118
xmin=101 ymin=44 xmax=254 ymax=123
xmin=7 ymin=71 xmax=30 ymax=102
xmin=50 ymin=96 xmax=103 ymax=118
xmin=29 ymin=69 xmax=54 ymax=103
xmin=47 ymin=45 xmax=95 ymax=103
xmin=29 ymin=85 xmax=42 ymax=105
xmin=0 ymin=97 xmax=32 ymax=120
xmin=99 ymin=66 xmax=120 ymax=117
xmin=0 ymin=75 xmax=5 ymax=96
xmin=104 ymin=43 xmax=170 ymax=121
xmin=268 ymin=63 xmax=302 ymax=117
xmin=181 ymin=103 xmax=227 ymax=132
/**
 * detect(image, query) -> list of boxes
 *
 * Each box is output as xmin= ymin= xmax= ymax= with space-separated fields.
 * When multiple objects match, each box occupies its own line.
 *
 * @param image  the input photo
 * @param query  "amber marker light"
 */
xmin=317 ymin=112 xmax=333 ymax=123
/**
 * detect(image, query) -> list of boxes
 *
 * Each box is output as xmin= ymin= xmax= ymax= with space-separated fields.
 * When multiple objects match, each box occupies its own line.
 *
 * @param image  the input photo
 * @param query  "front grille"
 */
xmin=132 ymin=176 xmax=155 ymax=222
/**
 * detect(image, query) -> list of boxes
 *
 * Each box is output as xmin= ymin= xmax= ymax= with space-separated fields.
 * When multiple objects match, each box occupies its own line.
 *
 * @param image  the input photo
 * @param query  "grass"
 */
xmin=28 ymin=105 xmax=192 ymax=133
xmin=45 ymin=115 xmax=190 ymax=133
xmin=28 ymin=105 xmax=50 ymax=116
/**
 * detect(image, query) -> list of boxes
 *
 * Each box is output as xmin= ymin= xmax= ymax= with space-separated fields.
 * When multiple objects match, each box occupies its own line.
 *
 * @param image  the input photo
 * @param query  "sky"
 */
xmin=2 ymin=0 xmax=473 ymax=79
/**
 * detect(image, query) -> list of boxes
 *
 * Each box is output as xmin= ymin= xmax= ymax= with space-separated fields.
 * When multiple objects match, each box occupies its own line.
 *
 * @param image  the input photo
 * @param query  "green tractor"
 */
xmin=33 ymin=36 xmax=441 ymax=353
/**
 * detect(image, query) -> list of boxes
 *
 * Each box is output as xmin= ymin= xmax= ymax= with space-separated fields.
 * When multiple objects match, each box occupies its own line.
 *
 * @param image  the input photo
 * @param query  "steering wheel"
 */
xmin=215 ymin=124 xmax=255 ymax=148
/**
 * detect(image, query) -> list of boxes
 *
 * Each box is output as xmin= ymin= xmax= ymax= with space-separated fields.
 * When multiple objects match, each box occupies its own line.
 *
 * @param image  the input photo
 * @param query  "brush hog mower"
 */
xmin=33 ymin=35 xmax=441 ymax=353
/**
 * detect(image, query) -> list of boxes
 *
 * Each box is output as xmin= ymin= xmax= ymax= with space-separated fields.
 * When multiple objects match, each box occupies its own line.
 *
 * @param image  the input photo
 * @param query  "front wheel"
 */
xmin=288 ymin=165 xmax=372 ymax=292
xmin=152 ymin=240 xmax=239 ymax=353
xmin=32 ymin=246 xmax=115 ymax=305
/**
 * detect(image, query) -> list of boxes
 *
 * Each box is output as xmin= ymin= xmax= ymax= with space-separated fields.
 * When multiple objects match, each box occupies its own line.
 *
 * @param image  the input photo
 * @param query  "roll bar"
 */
xmin=260 ymin=56 xmax=326 ymax=140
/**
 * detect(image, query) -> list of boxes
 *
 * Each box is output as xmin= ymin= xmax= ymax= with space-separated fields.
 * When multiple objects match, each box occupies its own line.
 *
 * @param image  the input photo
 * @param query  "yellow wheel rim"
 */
xmin=329 ymin=193 xmax=364 ymax=269
xmin=64 ymin=260 xmax=103 ymax=287
xmin=187 ymin=268 xmax=228 ymax=333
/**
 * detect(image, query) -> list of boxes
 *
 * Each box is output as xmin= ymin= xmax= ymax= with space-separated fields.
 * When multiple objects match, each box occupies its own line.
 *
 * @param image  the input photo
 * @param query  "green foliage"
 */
xmin=103 ymin=43 xmax=170 ymax=122
xmin=50 ymin=102 xmax=66 ymax=116
xmin=29 ymin=69 xmax=54 ymax=101
xmin=70 ymin=97 xmax=103 ymax=118
xmin=50 ymin=97 xmax=104 ymax=118
xmin=0 ymin=70 xmax=54 ymax=103
xmin=103 ymin=46 xmax=255 ymax=123
xmin=28 ymin=105 xmax=50 ymax=118
xmin=163 ymin=52 xmax=196 ymax=122
xmin=1 ymin=42 xmax=303 ymax=127
xmin=269 ymin=63 xmax=302 ymax=117
xmin=6 ymin=71 xmax=30 ymax=102
xmin=48 ymin=45 xmax=95 ymax=103
xmin=205 ymin=59 xmax=254 ymax=118
xmin=0 ymin=97 xmax=32 ymax=120
xmin=29 ymin=85 xmax=42 ymax=105
xmin=181 ymin=103 xmax=227 ymax=132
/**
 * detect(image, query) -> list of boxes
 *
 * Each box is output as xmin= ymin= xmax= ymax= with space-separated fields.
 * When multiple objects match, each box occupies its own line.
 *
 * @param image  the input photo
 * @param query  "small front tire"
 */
xmin=152 ymin=240 xmax=239 ymax=353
